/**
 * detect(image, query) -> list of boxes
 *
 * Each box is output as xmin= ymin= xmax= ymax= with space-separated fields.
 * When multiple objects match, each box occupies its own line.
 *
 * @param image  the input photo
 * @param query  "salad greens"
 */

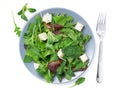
xmin=23 ymin=13 xmax=91 ymax=83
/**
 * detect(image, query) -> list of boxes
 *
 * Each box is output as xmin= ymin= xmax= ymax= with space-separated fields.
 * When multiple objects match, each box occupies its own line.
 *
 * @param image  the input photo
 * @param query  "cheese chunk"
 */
xmin=42 ymin=13 xmax=52 ymax=23
xmin=79 ymin=53 xmax=88 ymax=62
xmin=57 ymin=49 xmax=64 ymax=59
xmin=33 ymin=63 xmax=39 ymax=69
xmin=38 ymin=32 xmax=48 ymax=41
xmin=74 ymin=22 xmax=84 ymax=31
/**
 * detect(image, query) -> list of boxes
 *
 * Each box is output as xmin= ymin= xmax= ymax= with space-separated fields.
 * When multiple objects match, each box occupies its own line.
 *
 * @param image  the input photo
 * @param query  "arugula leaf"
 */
xmin=18 ymin=10 xmax=22 ymax=15
xmin=21 ymin=13 xmax=28 ymax=21
xmin=12 ymin=11 xmax=21 ymax=37
xmin=18 ymin=3 xmax=36 ymax=21
xmin=74 ymin=77 xmax=85 ymax=86
xmin=28 ymin=8 xmax=36 ymax=13
xmin=18 ymin=3 xmax=28 ymax=21
xmin=71 ymin=77 xmax=85 ymax=87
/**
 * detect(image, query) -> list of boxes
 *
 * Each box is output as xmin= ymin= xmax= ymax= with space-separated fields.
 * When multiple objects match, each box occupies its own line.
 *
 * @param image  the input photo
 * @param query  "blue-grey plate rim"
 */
xmin=19 ymin=7 xmax=95 ymax=84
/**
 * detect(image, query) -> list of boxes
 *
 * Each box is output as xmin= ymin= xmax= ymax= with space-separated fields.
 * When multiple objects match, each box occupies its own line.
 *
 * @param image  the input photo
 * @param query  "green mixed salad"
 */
xmin=23 ymin=13 xmax=91 ymax=83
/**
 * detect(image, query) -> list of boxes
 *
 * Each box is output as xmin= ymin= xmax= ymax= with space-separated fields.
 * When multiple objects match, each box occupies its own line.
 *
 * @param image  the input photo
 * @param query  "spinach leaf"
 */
xmin=62 ymin=44 xmax=81 ymax=58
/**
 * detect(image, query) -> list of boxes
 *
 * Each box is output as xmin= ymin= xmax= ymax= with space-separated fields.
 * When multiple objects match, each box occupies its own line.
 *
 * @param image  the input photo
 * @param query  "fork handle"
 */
xmin=96 ymin=40 xmax=103 ymax=83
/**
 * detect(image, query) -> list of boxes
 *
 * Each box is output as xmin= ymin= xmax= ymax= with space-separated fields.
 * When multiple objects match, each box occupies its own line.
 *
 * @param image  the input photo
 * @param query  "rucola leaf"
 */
xmin=28 ymin=8 xmax=36 ymax=13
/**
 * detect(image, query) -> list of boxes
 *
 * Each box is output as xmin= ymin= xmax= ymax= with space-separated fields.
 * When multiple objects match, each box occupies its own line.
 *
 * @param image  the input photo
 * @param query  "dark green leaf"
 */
xmin=18 ymin=10 xmax=22 ymax=15
xmin=75 ymin=77 xmax=85 ymax=85
xmin=71 ymin=77 xmax=85 ymax=87
xmin=62 ymin=44 xmax=81 ymax=58
xmin=23 ymin=55 xmax=33 ymax=63
xmin=57 ymin=74 xmax=63 ymax=81
xmin=21 ymin=14 xmax=28 ymax=21
xmin=28 ymin=8 xmax=36 ymax=13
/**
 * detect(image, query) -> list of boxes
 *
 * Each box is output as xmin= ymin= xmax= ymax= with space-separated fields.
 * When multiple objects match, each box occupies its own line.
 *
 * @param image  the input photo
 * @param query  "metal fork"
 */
xmin=96 ymin=13 xmax=106 ymax=83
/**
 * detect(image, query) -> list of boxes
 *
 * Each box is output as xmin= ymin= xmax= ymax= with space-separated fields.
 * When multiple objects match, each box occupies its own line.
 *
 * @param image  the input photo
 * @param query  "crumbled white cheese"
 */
xmin=57 ymin=49 xmax=64 ymax=59
xmin=33 ymin=63 xmax=39 ymax=69
xmin=38 ymin=32 xmax=48 ymax=41
xmin=74 ymin=22 xmax=84 ymax=31
xmin=42 ymin=13 xmax=52 ymax=23
xmin=79 ymin=53 xmax=88 ymax=62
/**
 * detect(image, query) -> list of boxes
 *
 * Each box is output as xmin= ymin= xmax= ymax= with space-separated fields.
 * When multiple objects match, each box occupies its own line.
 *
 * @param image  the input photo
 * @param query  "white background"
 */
xmin=0 ymin=0 xmax=120 ymax=90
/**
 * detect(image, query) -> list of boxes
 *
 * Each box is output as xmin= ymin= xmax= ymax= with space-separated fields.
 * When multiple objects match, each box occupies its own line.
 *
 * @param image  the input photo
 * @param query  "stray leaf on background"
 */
xmin=12 ymin=11 xmax=21 ymax=37
xmin=70 ymin=77 xmax=85 ymax=87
